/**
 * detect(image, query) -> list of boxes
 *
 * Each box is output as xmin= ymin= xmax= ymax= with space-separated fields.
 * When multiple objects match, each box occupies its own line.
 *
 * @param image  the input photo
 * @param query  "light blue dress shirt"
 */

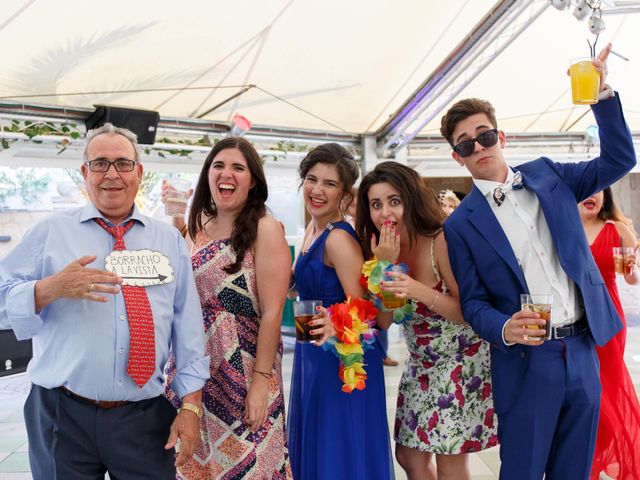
xmin=0 ymin=204 xmax=209 ymax=401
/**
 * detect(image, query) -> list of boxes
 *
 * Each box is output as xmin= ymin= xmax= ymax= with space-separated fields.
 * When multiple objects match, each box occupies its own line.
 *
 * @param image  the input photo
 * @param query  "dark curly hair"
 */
xmin=356 ymin=161 xmax=445 ymax=259
xmin=188 ymin=137 xmax=268 ymax=274
xmin=298 ymin=143 xmax=359 ymax=212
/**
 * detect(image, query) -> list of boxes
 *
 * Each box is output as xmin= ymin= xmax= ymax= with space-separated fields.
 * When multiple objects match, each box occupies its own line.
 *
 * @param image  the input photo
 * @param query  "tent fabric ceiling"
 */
xmin=1 ymin=0 xmax=638 ymax=137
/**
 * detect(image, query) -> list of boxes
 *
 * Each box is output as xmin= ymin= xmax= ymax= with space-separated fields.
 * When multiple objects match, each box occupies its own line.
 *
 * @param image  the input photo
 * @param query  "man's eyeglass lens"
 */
xmin=453 ymin=129 xmax=499 ymax=158
xmin=86 ymin=159 xmax=136 ymax=172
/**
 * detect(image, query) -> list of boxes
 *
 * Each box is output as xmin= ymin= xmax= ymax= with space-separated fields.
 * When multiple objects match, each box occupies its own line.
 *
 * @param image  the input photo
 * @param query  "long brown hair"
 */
xmin=356 ymin=161 xmax=445 ymax=259
xmin=188 ymin=137 xmax=268 ymax=273
xmin=598 ymin=186 xmax=638 ymax=239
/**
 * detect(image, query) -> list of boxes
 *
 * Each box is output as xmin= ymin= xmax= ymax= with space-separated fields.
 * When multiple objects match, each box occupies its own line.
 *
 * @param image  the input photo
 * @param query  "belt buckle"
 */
xmin=552 ymin=326 xmax=566 ymax=340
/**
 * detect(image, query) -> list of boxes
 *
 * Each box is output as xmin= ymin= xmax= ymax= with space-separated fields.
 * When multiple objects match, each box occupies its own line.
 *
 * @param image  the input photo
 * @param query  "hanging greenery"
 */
xmin=0 ymin=168 xmax=50 ymax=207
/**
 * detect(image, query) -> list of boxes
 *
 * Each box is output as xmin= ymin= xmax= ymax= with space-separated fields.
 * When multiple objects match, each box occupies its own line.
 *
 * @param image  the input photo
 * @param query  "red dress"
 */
xmin=590 ymin=221 xmax=640 ymax=480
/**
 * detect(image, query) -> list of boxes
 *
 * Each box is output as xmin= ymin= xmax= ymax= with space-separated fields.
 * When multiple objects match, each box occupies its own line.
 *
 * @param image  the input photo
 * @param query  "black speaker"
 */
xmin=85 ymin=106 xmax=160 ymax=145
xmin=0 ymin=330 xmax=32 ymax=377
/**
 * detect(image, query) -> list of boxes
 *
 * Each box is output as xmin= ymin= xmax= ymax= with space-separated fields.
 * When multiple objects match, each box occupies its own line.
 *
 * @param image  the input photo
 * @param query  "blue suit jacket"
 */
xmin=444 ymin=94 xmax=636 ymax=414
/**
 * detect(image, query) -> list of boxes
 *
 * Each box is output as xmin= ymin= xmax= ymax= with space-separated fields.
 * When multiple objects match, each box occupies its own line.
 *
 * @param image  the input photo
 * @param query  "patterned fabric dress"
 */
xmin=394 ymin=240 xmax=498 ymax=454
xmin=165 ymin=232 xmax=291 ymax=479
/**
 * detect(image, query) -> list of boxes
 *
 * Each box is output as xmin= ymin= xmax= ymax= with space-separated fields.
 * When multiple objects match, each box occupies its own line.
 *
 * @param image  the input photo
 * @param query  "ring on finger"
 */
xmin=88 ymin=283 xmax=94 ymax=292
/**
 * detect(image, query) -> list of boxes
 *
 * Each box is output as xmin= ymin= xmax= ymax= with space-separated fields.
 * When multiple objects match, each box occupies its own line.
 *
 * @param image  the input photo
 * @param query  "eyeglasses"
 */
xmin=452 ymin=129 xmax=499 ymax=158
xmin=84 ymin=159 xmax=137 ymax=173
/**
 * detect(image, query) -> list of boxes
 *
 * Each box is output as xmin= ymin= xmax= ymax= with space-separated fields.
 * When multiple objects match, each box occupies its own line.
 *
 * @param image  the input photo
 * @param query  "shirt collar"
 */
xmin=79 ymin=203 xmax=147 ymax=227
xmin=473 ymin=168 xmax=517 ymax=199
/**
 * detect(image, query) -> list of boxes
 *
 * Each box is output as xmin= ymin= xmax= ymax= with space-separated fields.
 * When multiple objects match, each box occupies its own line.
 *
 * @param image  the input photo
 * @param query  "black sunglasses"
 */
xmin=452 ymin=129 xmax=499 ymax=158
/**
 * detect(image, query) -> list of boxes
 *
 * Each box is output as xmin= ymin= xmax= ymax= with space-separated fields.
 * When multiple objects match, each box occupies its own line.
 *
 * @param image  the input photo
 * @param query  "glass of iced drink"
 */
xmin=381 ymin=265 xmax=407 ymax=310
xmin=164 ymin=178 xmax=191 ymax=217
xmin=293 ymin=300 xmax=322 ymax=342
xmin=520 ymin=294 xmax=553 ymax=341
xmin=613 ymin=247 xmax=635 ymax=275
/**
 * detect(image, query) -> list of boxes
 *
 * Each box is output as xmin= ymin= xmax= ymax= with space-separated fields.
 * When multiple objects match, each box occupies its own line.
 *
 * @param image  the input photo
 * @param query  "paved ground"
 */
xmin=1 ymin=323 xmax=639 ymax=480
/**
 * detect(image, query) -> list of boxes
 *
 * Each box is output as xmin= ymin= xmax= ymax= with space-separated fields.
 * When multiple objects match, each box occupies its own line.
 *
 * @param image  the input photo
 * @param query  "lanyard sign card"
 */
xmin=105 ymin=250 xmax=174 ymax=287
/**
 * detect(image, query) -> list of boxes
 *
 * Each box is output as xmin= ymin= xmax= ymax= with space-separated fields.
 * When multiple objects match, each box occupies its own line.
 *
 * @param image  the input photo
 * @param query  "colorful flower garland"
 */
xmin=322 ymin=297 xmax=379 ymax=393
xmin=361 ymin=257 xmax=416 ymax=324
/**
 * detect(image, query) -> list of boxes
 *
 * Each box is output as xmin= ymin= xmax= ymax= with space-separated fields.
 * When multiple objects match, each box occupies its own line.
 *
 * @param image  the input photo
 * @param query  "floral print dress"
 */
xmin=394 ymin=240 xmax=497 ymax=454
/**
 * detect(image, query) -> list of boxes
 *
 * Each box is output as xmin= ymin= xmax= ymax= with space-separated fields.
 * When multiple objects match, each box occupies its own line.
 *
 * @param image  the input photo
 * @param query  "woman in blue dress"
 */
xmin=288 ymin=143 xmax=394 ymax=479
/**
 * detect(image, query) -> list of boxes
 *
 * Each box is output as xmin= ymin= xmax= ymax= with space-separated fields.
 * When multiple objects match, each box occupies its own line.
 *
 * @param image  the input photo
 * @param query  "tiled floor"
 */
xmin=2 ymin=324 xmax=639 ymax=480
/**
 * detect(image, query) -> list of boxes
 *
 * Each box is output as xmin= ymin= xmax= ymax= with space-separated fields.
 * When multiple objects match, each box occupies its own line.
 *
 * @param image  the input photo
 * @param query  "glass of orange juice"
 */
xmin=569 ymin=58 xmax=600 ymax=105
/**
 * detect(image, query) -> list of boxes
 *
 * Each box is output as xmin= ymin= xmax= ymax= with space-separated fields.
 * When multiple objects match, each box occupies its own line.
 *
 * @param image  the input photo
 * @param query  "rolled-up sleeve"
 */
xmin=170 ymin=237 xmax=209 ymax=399
xmin=4 ymin=280 xmax=43 ymax=340
xmin=0 ymin=228 xmax=45 ymax=340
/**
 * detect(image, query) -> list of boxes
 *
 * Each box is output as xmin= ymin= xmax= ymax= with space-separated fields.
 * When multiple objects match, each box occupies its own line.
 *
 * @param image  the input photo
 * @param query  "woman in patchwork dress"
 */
xmin=164 ymin=137 xmax=292 ymax=479
xmin=356 ymin=161 xmax=497 ymax=480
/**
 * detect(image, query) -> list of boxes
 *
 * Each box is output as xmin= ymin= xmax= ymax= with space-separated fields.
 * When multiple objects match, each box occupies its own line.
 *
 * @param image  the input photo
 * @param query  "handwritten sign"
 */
xmin=104 ymin=250 xmax=174 ymax=287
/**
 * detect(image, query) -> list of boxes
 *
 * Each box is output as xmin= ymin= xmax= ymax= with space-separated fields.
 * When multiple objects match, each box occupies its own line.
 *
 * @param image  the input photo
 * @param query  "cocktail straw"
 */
xmin=587 ymin=34 xmax=599 ymax=58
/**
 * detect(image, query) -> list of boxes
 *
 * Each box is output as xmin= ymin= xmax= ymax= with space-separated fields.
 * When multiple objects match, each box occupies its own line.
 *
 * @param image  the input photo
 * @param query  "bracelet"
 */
xmin=428 ymin=292 xmax=440 ymax=311
xmin=179 ymin=402 xmax=203 ymax=419
xmin=253 ymin=369 xmax=273 ymax=379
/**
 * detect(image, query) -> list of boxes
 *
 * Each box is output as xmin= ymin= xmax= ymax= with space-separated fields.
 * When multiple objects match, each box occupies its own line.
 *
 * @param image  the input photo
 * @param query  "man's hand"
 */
xmin=165 ymin=409 xmax=201 ymax=467
xmin=244 ymin=376 xmax=269 ymax=432
xmin=593 ymin=42 xmax=612 ymax=91
xmin=35 ymin=255 xmax=122 ymax=311
xmin=504 ymin=310 xmax=547 ymax=346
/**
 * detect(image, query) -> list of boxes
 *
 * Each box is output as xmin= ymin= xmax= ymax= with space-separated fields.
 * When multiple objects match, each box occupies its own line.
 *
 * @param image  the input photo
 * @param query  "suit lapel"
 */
xmin=465 ymin=186 xmax=528 ymax=292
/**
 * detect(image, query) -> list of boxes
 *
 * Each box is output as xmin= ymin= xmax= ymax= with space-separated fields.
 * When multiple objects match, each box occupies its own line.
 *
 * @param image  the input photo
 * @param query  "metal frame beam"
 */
xmin=375 ymin=0 xmax=550 ymax=157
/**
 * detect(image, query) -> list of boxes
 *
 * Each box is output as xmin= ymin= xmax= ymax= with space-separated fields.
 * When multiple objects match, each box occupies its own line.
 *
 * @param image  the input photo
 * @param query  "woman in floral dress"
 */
xmin=356 ymin=161 xmax=497 ymax=480
xmin=164 ymin=137 xmax=292 ymax=479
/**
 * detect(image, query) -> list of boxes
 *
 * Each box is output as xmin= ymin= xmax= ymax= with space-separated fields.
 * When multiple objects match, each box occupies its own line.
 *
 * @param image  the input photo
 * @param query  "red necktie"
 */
xmin=95 ymin=218 xmax=156 ymax=388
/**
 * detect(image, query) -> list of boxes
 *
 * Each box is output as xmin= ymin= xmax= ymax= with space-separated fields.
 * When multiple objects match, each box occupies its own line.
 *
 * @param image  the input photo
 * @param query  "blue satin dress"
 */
xmin=287 ymin=221 xmax=394 ymax=479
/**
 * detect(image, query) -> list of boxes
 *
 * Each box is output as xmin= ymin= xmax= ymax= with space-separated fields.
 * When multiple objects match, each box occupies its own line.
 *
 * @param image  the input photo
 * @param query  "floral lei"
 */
xmin=322 ymin=297 xmax=379 ymax=393
xmin=361 ymin=257 xmax=416 ymax=324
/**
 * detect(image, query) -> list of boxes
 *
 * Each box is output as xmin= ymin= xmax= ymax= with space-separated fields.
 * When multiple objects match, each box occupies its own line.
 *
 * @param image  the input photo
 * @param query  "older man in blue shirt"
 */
xmin=0 ymin=123 xmax=209 ymax=479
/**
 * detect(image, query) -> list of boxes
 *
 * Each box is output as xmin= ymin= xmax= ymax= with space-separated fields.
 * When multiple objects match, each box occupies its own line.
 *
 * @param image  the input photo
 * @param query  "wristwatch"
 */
xmin=179 ymin=402 xmax=203 ymax=419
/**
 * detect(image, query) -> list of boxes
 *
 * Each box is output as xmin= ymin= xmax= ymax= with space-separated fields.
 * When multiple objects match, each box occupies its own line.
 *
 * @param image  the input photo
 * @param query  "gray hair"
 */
xmin=83 ymin=123 xmax=142 ymax=163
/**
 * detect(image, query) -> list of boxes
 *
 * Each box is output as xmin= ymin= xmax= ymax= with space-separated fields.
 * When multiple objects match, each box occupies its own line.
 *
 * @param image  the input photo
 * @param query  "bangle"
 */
xmin=428 ymin=292 xmax=440 ymax=311
xmin=253 ymin=369 xmax=273 ymax=379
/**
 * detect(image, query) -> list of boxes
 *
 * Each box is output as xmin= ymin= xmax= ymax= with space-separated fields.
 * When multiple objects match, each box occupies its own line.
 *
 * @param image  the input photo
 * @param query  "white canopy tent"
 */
xmin=0 ymin=0 xmax=638 ymax=175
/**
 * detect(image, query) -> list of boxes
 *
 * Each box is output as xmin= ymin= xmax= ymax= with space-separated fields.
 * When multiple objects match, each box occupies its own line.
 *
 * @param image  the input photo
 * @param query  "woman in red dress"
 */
xmin=579 ymin=186 xmax=640 ymax=479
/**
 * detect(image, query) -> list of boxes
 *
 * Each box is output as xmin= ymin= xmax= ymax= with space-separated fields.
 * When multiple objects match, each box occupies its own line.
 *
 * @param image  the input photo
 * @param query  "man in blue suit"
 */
xmin=442 ymin=44 xmax=636 ymax=479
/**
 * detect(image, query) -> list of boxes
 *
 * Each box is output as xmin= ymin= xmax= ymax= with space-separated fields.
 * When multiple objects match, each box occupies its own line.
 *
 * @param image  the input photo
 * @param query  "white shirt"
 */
xmin=474 ymin=168 xmax=583 ymax=329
